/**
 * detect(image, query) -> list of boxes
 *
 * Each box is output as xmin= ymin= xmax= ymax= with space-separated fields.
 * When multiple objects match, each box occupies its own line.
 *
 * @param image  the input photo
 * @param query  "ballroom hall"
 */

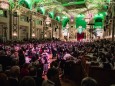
xmin=0 ymin=0 xmax=115 ymax=86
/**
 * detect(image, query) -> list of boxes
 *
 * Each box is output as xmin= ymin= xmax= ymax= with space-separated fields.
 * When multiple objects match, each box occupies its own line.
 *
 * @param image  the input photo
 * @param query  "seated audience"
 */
xmin=8 ymin=66 xmax=20 ymax=86
xmin=42 ymin=68 xmax=61 ymax=86
xmin=19 ymin=76 xmax=36 ymax=86
xmin=0 ymin=73 xmax=9 ymax=86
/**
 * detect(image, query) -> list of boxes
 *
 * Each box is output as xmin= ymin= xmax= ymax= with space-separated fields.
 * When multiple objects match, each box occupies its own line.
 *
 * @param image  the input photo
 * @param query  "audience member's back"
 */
xmin=81 ymin=77 xmax=97 ymax=86
xmin=42 ymin=67 xmax=61 ymax=86
xmin=0 ymin=73 xmax=9 ymax=86
xmin=8 ymin=66 xmax=20 ymax=86
xmin=19 ymin=76 xmax=36 ymax=86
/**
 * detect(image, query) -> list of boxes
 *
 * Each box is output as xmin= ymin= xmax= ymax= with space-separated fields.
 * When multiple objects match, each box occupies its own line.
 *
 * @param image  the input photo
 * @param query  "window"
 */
xmin=20 ymin=16 xmax=29 ymax=22
xmin=0 ymin=10 xmax=7 ymax=17
xmin=36 ymin=20 xmax=42 ymax=25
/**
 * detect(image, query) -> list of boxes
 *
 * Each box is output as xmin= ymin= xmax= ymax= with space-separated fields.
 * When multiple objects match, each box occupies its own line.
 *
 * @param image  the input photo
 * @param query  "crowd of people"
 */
xmin=0 ymin=39 xmax=115 ymax=86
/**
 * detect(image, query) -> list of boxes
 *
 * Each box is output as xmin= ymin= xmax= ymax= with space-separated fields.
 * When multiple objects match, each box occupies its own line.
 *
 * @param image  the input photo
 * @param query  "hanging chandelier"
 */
xmin=45 ymin=15 xmax=51 ymax=25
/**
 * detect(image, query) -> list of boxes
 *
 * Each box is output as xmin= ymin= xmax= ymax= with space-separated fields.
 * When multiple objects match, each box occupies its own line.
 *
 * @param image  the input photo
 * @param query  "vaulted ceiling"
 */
xmin=8 ymin=0 xmax=110 ymax=25
xmin=35 ymin=0 xmax=109 ymax=17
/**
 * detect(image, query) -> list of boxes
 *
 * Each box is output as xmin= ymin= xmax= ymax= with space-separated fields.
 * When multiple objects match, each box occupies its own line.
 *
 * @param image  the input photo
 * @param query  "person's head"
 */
xmin=0 ymin=73 xmax=8 ymax=86
xmin=47 ymin=68 xmax=59 ymax=82
xmin=18 ymin=49 xmax=24 ymax=55
xmin=19 ymin=76 xmax=36 ymax=86
xmin=29 ymin=66 xmax=37 ymax=76
xmin=22 ymin=63 xmax=29 ymax=69
xmin=81 ymin=77 xmax=97 ymax=86
xmin=10 ymin=66 xmax=20 ymax=78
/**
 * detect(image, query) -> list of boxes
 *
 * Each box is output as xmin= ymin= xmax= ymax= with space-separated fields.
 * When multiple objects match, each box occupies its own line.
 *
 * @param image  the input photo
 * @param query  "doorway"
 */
xmin=19 ymin=26 xmax=28 ymax=40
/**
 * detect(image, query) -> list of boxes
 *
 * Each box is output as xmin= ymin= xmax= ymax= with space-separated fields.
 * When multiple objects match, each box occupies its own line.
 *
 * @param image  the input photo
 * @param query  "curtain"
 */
xmin=77 ymin=32 xmax=85 ymax=41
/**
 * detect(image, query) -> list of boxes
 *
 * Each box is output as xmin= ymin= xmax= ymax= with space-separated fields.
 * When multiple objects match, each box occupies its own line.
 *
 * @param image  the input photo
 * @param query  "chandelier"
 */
xmin=45 ymin=15 xmax=51 ymax=25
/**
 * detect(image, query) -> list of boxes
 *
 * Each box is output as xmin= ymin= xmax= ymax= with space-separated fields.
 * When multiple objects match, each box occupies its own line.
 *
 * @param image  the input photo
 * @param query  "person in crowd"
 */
xmin=29 ymin=66 xmax=38 ymax=85
xmin=42 ymin=68 xmax=61 ymax=86
xmin=20 ymin=63 xmax=29 ymax=78
xmin=36 ymin=68 xmax=44 ymax=86
xmin=51 ymin=46 xmax=57 ymax=59
xmin=19 ymin=76 xmax=36 ymax=86
xmin=0 ymin=73 xmax=9 ymax=86
xmin=8 ymin=66 xmax=20 ymax=86
xmin=0 ymin=50 xmax=12 ymax=71
xmin=63 ymin=50 xmax=72 ymax=60
xmin=81 ymin=77 xmax=97 ymax=86
xmin=18 ymin=49 xmax=25 ymax=67
xmin=10 ymin=51 xmax=19 ymax=65
xmin=41 ymin=49 xmax=49 ymax=75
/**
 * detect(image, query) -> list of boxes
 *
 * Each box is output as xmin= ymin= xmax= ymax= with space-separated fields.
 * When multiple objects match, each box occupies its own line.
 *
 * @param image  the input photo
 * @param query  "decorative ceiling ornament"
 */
xmin=0 ymin=0 xmax=9 ymax=9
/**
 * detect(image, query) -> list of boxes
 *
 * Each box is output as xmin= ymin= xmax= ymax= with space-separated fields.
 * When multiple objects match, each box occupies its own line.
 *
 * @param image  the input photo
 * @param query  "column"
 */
xmin=29 ymin=13 xmax=32 ymax=39
xmin=12 ymin=12 xmax=19 ymax=40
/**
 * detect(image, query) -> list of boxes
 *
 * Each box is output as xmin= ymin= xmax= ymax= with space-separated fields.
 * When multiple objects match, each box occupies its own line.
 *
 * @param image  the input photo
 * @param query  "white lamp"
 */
xmin=44 ymin=34 xmax=47 ymax=37
xmin=13 ymin=32 xmax=17 ymax=36
xmin=32 ymin=33 xmax=35 ymax=37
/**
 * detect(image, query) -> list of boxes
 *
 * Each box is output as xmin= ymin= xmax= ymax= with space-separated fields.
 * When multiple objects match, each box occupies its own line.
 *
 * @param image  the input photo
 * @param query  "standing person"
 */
xmin=41 ymin=49 xmax=49 ymax=75
xmin=51 ymin=46 xmax=57 ymax=59
xmin=18 ymin=49 xmax=25 ymax=67
xmin=8 ymin=66 xmax=20 ymax=86
xmin=19 ymin=76 xmax=36 ymax=86
xmin=42 ymin=68 xmax=61 ymax=86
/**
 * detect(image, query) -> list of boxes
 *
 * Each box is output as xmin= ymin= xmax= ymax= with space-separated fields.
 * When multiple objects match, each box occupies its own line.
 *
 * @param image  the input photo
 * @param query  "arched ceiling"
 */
xmin=8 ymin=0 xmax=110 ymax=20
xmin=35 ymin=0 xmax=109 ymax=17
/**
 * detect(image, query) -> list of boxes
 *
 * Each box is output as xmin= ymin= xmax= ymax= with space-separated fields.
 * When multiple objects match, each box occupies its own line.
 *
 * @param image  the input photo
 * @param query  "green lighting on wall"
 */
xmin=55 ymin=16 xmax=60 ymax=22
xmin=62 ymin=16 xmax=69 ymax=28
xmin=49 ymin=11 xmax=54 ymax=19
xmin=93 ymin=13 xmax=106 ymax=29
xmin=76 ymin=14 xmax=86 ymax=28
xmin=37 ymin=7 xmax=45 ymax=15
xmin=19 ymin=0 xmax=31 ymax=9
xmin=62 ymin=0 xmax=86 ymax=6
